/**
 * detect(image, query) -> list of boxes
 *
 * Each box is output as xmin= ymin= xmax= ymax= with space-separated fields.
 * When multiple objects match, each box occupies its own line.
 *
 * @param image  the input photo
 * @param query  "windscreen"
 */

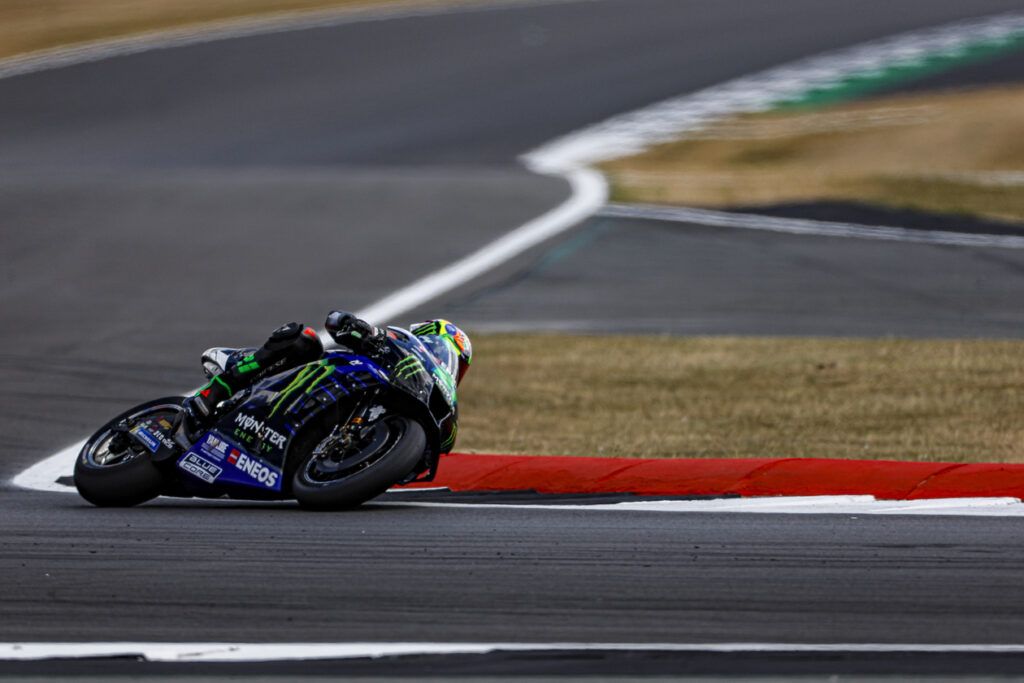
xmin=417 ymin=335 xmax=460 ymax=383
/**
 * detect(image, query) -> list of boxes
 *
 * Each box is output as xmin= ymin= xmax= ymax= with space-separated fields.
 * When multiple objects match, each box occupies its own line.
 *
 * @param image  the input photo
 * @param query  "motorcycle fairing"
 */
xmin=179 ymin=431 xmax=280 ymax=492
xmin=174 ymin=354 xmax=389 ymax=492
xmin=376 ymin=331 xmax=459 ymax=467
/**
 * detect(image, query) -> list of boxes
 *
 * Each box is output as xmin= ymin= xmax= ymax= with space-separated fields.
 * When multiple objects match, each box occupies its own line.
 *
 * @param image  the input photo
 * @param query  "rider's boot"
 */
xmin=179 ymin=322 xmax=322 ymax=439
xmin=183 ymin=375 xmax=232 ymax=436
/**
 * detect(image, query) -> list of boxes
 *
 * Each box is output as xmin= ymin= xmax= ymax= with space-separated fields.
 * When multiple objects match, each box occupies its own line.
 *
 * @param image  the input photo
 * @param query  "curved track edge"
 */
xmin=402 ymin=453 xmax=1024 ymax=500
xmin=10 ymin=167 xmax=607 ymax=494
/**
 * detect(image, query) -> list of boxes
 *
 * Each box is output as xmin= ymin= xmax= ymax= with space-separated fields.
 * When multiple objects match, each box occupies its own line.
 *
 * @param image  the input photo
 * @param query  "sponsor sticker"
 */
xmin=432 ymin=367 xmax=456 ymax=407
xmin=228 ymin=449 xmax=279 ymax=489
xmin=233 ymin=412 xmax=288 ymax=450
xmin=178 ymin=453 xmax=222 ymax=484
xmin=152 ymin=429 xmax=176 ymax=450
xmin=199 ymin=434 xmax=231 ymax=462
xmin=130 ymin=425 xmax=161 ymax=453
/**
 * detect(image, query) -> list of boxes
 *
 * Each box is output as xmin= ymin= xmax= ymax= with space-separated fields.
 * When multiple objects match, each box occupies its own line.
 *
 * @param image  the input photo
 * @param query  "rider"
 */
xmin=182 ymin=310 xmax=472 ymax=434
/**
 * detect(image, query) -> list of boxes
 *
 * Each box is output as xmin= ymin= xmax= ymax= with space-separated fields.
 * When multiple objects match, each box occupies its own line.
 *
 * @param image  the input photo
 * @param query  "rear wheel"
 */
xmin=292 ymin=415 xmax=425 ymax=510
xmin=73 ymin=397 xmax=183 ymax=507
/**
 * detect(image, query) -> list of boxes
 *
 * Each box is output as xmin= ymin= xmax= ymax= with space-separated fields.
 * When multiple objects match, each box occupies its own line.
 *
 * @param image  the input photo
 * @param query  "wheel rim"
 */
xmin=303 ymin=417 xmax=405 ymax=484
xmin=83 ymin=403 xmax=183 ymax=468
xmin=85 ymin=430 xmax=138 ymax=467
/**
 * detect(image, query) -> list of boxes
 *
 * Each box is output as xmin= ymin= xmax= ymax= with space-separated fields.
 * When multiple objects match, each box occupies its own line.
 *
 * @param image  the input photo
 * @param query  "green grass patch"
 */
xmin=456 ymin=334 xmax=1024 ymax=463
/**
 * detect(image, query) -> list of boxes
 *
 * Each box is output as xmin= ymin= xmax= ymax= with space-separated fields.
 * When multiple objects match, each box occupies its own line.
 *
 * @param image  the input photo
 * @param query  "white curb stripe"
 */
xmin=524 ymin=11 xmax=1024 ymax=171
xmin=4 ymin=641 xmax=1024 ymax=661
xmin=599 ymin=203 xmax=1024 ymax=249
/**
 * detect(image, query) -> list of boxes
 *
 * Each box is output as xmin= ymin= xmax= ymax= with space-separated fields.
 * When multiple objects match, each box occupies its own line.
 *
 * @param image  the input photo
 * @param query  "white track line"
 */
xmin=355 ymin=166 xmax=607 ymax=323
xmin=11 ymin=443 xmax=84 ymax=493
xmin=600 ymin=203 xmax=1024 ymax=249
xmin=4 ymin=641 xmax=1024 ymax=661
xmin=375 ymin=495 xmax=1024 ymax=516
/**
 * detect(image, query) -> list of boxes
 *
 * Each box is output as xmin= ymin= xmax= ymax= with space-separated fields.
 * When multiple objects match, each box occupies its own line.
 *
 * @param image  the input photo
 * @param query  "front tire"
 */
xmin=74 ymin=397 xmax=183 ymax=507
xmin=292 ymin=415 xmax=425 ymax=510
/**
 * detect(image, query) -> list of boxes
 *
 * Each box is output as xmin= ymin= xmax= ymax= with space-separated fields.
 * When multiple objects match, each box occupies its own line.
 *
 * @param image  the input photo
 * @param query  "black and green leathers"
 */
xmin=187 ymin=322 xmax=324 ymax=421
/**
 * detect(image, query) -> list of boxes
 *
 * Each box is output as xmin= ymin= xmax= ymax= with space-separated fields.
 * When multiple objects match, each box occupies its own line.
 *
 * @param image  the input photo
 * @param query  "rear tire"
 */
xmin=74 ymin=397 xmax=183 ymax=507
xmin=292 ymin=415 xmax=425 ymax=510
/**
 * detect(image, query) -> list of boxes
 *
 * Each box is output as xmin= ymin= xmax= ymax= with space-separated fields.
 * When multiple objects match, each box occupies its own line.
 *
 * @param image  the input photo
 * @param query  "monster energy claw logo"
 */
xmin=395 ymin=356 xmax=425 ymax=379
xmin=269 ymin=361 xmax=336 ymax=416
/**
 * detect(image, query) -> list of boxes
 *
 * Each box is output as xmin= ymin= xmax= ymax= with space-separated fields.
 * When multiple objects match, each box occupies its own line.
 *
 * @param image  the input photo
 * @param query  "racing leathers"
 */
xmin=184 ymin=322 xmax=325 ymax=432
xmin=182 ymin=311 xmax=469 ymax=438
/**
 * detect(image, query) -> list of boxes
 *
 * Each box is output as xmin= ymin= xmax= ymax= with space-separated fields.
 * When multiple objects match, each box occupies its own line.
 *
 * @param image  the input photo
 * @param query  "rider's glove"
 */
xmin=325 ymin=310 xmax=383 ymax=353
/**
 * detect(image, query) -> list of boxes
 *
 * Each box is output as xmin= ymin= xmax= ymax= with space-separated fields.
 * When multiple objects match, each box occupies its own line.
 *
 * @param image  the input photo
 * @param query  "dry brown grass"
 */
xmin=456 ymin=334 xmax=1024 ymax=463
xmin=601 ymin=86 xmax=1024 ymax=224
xmin=0 ymin=0 xmax=495 ymax=60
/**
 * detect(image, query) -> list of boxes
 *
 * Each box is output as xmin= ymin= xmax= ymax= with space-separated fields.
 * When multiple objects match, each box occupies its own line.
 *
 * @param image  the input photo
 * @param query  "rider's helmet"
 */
xmin=410 ymin=319 xmax=472 ymax=385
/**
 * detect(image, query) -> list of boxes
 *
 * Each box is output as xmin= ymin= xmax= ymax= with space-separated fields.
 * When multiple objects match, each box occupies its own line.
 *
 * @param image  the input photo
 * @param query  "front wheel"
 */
xmin=292 ymin=415 xmax=425 ymax=510
xmin=73 ymin=397 xmax=183 ymax=507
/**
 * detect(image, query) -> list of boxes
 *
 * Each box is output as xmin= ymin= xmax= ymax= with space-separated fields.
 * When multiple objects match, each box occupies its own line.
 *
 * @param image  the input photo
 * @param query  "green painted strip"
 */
xmin=775 ymin=32 xmax=1024 ymax=110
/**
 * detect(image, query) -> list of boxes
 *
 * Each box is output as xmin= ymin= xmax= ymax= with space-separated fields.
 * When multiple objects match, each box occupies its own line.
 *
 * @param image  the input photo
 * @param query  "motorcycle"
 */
xmin=73 ymin=327 xmax=458 ymax=510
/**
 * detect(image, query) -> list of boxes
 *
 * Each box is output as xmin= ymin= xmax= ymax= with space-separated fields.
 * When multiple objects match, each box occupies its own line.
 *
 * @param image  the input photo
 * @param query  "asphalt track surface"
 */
xmin=5 ymin=0 xmax=1024 ymax=676
xmin=445 ymin=212 xmax=1024 ymax=337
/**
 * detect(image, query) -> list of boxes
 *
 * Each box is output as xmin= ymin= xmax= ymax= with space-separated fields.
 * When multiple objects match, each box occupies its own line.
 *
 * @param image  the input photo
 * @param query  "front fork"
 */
xmin=313 ymin=390 xmax=382 ymax=461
